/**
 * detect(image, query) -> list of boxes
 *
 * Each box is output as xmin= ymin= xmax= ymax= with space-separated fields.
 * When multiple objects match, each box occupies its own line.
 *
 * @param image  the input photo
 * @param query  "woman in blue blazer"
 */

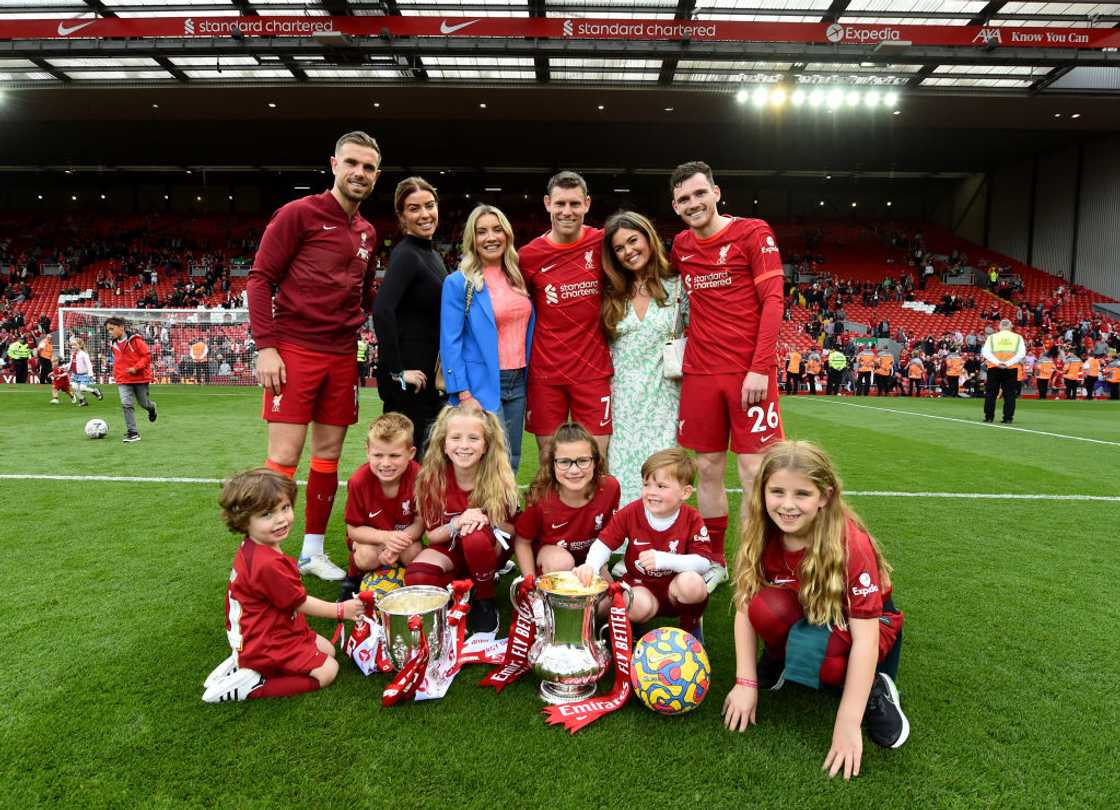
xmin=440 ymin=204 xmax=535 ymax=471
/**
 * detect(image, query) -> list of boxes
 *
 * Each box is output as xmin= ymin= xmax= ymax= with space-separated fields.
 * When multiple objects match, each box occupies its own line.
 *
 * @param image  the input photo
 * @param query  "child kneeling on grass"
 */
xmin=202 ymin=468 xmax=364 ymax=703
xmin=722 ymin=440 xmax=908 ymax=780
xmin=404 ymin=401 xmax=519 ymax=635
xmin=573 ymin=448 xmax=710 ymax=639
xmin=337 ymin=413 xmax=425 ymax=600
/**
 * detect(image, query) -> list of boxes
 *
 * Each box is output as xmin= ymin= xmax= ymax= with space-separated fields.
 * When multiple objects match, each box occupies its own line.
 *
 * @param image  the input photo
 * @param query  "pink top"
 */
xmin=483 ymin=265 xmax=532 ymax=370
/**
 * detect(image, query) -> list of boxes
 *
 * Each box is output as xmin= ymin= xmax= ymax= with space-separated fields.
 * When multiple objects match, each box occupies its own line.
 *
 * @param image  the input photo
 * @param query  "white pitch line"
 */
xmin=809 ymin=398 xmax=1120 ymax=448
xmin=1 ymin=474 xmax=1117 ymax=501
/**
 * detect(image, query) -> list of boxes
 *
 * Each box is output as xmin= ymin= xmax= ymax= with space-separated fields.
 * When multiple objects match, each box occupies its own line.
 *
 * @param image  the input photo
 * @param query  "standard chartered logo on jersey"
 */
xmin=545 ymin=279 xmax=599 ymax=304
xmin=690 ymin=271 xmax=732 ymax=290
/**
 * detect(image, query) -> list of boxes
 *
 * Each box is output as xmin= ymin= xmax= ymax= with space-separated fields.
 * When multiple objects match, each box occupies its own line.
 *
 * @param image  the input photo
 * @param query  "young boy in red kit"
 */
xmin=574 ymin=448 xmax=712 ymax=639
xmin=338 ymin=413 xmax=425 ymax=600
xmin=202 ymin=468 xmax=364 ymax=703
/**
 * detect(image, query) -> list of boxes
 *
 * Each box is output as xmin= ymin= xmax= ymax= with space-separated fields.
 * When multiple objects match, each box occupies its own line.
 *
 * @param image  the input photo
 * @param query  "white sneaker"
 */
xmin=610 ymin=558 xmax=627 ymax=579
xmin=703 ymin=563 xmax=729 ymax=593
xmin=298 ymin=553 xmax=346 ymax=581
xmin=203 ymin=653 xmax=237 ymax=689
xmin=201 ymin=667 xmax=263 ymax=703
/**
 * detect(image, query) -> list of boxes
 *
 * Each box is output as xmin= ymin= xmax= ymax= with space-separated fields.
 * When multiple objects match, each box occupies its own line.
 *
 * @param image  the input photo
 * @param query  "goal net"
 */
xmin=57 ymin=307 xmax=257 ymax=385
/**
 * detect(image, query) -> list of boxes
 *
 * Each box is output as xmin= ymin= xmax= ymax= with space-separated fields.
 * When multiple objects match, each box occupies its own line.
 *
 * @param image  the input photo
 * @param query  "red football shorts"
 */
xmin=526 ymin=375 xmax=613 ymax=436
xmin=240 ymin=628 xmax=327 ymax=677
xmin=623 ymin=574 xmax=683 ymax=617
xmin=678 ymin=368 xmax=784 ymax=454
xmin=261 ymin=342 xmax=358 ymax=426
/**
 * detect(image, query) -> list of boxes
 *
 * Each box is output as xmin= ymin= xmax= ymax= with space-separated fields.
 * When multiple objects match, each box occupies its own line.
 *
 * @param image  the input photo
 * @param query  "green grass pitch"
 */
xmin=1 ymin=385 xmax=1117 ymax=808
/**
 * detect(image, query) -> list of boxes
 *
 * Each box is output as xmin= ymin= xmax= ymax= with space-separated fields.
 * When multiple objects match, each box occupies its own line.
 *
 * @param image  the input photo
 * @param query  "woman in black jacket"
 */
xmin=373 ymin=176 xmax=447 ymax=455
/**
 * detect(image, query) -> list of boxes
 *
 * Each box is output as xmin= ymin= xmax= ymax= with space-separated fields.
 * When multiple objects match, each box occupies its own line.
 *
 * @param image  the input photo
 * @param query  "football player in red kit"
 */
xmin=248 ymin=131 xmax=381 ymax=582
xmin=514 ymin=422 xmax=620 ymax=576
xmin=340 ymin=412 xmax=424 ymax=599
xmin=202 ymin=468 xmax=364 ymax=703
xmin=49 ymin=361 xmax=78 ymax=405
xmin=518 ymin=171 xmax=613 ymax=457
xmin=574 ymin=448 xmax=711 ymax=638
xmin=669 ymin=161 xmax=786 ymax=593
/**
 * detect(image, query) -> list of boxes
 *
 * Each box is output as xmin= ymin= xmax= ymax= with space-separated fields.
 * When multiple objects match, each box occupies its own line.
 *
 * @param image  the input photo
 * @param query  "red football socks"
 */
xmin=264 ymin=459 xmax=297 ymax=479
xmin=405 ymin=561 xmax=452 ymax=589
xmin=703 ymin=514 xmax=728 ymax=566
xmin=304 ymin=457 xmax=339 ymax=536
xmin=461 ymin=528 xmax=498 ymax=599
xmin=247 ymin=675 xmax=320 ymax=700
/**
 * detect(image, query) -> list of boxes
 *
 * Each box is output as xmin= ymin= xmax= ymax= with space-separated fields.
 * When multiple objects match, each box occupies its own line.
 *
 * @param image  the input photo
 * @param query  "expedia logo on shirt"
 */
xmin=760 ymin=235 xmax=780 ymax=255
xmin=851 ymin=571 xmax=880 ymax=598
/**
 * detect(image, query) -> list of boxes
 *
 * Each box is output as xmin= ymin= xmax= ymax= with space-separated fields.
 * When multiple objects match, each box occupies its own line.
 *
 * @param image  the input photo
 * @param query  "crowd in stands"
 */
xmin=2 ymin=212 xmax=1117 ymax=396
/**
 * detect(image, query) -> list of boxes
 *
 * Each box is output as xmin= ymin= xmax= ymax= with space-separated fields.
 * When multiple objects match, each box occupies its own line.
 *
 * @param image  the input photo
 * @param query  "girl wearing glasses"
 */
xmin=513 ymin=422 xmax=620 ymax=576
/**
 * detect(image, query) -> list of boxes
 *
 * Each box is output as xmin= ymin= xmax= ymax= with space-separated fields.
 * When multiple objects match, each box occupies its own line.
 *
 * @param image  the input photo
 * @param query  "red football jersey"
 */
xmin=515 ymin=475 xmax=620 ymax=560
xmin=344 ymin=460 xmax=420 ymax=532
xmin=225 ymin=539 xmax=315 ymax=670
xmin=760 ymin=518 xmax=889 ymax=620
xmin=424 ymin=464 xmax=473 ymax=532
xmin=248 ymin=190 xmax=377 ymax=354
xmin=671 ymin=217 xmax=785 ymax=375
xmin=598 ymin=500 xmax=712 ymax=583
xmin=519 ymin=226 xmax=612 ymax=383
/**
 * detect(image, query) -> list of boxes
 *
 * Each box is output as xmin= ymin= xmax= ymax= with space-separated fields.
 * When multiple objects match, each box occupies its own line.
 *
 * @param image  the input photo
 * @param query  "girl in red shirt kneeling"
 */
xmin=722 ymin=441 xmax=908 ymax=779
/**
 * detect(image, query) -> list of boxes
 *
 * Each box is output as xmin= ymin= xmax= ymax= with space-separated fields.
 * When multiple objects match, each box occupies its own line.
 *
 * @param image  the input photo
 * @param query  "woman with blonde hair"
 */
xmin=600 ymin=210 xmax=682 ymax=506
xmin=440 ymin=204 xmax=534 ymax=472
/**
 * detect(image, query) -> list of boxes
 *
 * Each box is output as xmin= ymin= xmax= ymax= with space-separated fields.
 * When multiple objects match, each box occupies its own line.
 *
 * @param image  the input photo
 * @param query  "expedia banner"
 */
xmin=2 ymin=16 xmax=1118 ymax=49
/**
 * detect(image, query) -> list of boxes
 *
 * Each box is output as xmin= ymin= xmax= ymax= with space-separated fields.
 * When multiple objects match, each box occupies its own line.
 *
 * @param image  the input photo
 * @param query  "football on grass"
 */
xmin=84 ymin=418 xmax=109 ymax=439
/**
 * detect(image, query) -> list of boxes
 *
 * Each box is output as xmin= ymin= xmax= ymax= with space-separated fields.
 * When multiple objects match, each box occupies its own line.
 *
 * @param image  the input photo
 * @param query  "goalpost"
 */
xmin=57 ymin=307 xmax=257 ymax=385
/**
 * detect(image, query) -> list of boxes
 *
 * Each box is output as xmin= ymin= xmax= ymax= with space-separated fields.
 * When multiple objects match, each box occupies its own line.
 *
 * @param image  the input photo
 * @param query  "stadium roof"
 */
xmin=0 ymin=1 xmax=1118 ymax=93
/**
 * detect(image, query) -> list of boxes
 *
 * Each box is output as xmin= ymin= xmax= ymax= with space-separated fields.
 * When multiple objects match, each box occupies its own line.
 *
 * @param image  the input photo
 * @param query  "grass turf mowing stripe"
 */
xmin=809 ymin=397 xmax=1120 ymax=447
xmin=3 ymin=473 xmax=1118 ymax=502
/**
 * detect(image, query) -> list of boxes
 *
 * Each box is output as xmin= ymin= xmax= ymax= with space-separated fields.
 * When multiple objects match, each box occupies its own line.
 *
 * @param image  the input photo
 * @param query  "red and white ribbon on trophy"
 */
xmin=479 ymin=575 xmax=537 ymax=692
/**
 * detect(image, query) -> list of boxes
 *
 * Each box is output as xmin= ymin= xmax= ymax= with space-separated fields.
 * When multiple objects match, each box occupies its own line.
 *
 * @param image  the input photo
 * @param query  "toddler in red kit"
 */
xmin=202 ymin=468 xmax=363 ymax=703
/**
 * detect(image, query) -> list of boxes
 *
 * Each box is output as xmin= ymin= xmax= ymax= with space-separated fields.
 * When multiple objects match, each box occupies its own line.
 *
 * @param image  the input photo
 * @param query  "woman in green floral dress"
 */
xmin=601 ymin=211 xmax=684 ymax=507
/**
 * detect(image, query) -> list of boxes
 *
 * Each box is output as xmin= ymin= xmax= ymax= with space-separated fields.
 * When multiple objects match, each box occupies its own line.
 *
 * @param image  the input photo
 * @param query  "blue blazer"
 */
xmin=440 ymin=270 xmax=535 ymax=412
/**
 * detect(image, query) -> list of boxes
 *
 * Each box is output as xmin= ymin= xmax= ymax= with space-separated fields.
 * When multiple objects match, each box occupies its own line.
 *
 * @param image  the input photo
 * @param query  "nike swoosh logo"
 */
xmin=760 ymin=433 xmax=776 ymax=444
xmin=541 ymin=263 xmax=558 ymax=273
xmin=322 ymin=225 xmax=337 ymax=230
xmin=368 ymin=510 xmax=383 ymax=519
xmin=633 ymin=540 xmax=650 ymax=546
xmin=550 ymin=522 xmax=568 ymax=529
xmin=58 ymin=19 xmax=97 ymax=36
xmin=678 ymin=254 xmax=695 ymax=262
xmin=440 ymin=19 xmax=480 ymax=34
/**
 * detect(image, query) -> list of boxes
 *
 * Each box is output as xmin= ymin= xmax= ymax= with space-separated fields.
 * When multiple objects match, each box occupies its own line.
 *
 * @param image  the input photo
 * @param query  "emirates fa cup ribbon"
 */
xmin=479 ymin=574 xmax=537 ymax=692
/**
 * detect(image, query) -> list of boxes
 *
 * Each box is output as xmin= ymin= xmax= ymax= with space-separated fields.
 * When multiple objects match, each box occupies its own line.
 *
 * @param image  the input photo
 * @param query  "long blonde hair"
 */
xmin=601 ymin=211 xmax=676 ymax=341
xmin=459 ymin=204 xmax=528 ymax=296
xmin=732 ymin=441 xmax=891 ymax=630
xmin=415 ymin=401 xmax=519 ymax=528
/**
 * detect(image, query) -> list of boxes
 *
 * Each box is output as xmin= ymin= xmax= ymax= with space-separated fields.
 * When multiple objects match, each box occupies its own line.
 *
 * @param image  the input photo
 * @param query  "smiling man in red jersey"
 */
xmin=669 ymin=161 xmax=786 ymax=592
xmin=247 ymin=131 xmax=382 ymax=582
xmin=519 ymin=171 xmax=613 ymax=458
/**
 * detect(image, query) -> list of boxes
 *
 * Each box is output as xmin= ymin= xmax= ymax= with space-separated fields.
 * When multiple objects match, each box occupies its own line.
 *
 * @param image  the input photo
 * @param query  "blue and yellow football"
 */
xmin=359 ymin=564 xmax=407 ymax=600
xmin=629 ymin=626 xmax=711 ymax=715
